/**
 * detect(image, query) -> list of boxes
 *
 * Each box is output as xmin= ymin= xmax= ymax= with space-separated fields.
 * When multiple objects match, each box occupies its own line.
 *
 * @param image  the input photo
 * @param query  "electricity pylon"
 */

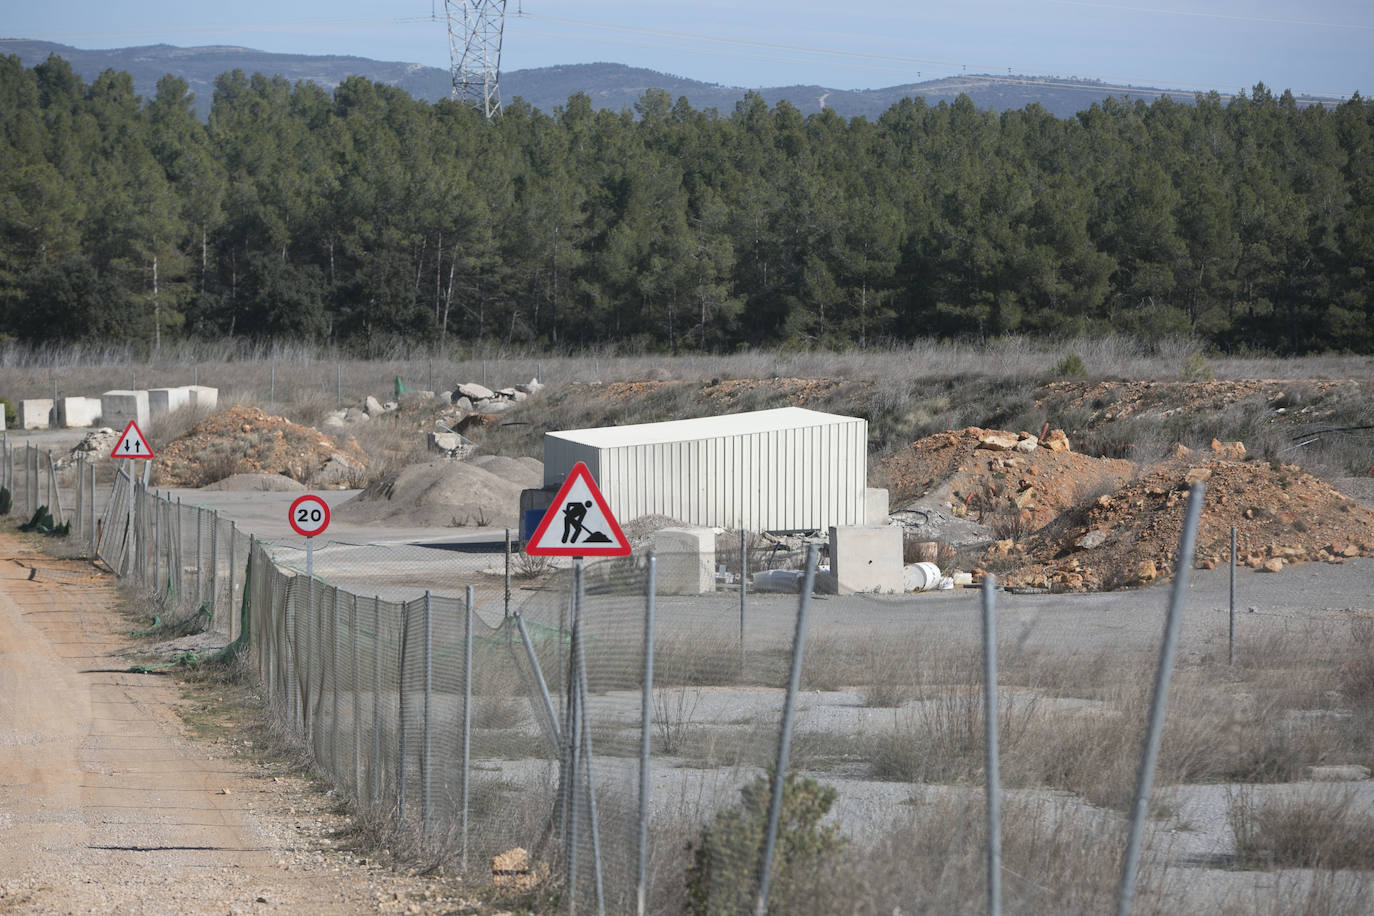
xmin=444 ymin=0 xmax=508 ymax=118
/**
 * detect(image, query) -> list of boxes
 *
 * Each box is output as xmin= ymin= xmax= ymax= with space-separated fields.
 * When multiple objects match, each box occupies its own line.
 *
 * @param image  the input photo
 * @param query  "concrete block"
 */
xmin=181 ymin=385 xmax=218 ymax=410
xmin=829 ymin=525 xmax=904 ymax=595
xmin=55 ymin=396 xmax=102 ymax=428
xmin=19 ymin=398 xmax=53 ymax=429
xmin=651 ymin=527 xmax=716 ymax=595
xmin=147 ymin=387 xmax=190 ymax=418
xmin=865 ymin=487 xmax=890 ymax=525
xmin=100 ymin=390 xmax=149 ymax=429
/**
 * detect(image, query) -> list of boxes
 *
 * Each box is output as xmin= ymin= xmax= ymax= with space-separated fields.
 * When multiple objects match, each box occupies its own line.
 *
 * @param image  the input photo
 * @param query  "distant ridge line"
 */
xmin=0 ymin=39 xmax=1348 ymax=120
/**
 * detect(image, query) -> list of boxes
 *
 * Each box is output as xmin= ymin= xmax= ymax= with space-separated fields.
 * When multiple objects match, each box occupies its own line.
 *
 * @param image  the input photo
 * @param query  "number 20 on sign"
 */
xmin=289 ymin=494 xmax=331 ymax=577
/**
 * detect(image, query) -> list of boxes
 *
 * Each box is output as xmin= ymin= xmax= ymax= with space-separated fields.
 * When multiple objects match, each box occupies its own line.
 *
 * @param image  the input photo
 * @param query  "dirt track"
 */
xmin=0 ymin=532 xmax=464 ymax=914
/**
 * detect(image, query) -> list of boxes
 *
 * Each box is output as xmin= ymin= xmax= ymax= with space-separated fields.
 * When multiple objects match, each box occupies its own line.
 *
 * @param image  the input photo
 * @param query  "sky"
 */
xmin=5 ymin=0 xmax=1373 ymax=98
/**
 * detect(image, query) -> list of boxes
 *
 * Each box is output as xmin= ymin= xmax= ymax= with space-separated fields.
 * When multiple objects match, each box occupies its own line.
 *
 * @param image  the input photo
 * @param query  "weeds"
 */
xmin=1228 ymin=786 xmax=1374 ymax=870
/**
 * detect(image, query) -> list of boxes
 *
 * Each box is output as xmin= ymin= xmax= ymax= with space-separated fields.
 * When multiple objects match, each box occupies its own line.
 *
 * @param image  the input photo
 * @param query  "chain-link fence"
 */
xmin=7 ymin=442 xmax=1369 ymax=915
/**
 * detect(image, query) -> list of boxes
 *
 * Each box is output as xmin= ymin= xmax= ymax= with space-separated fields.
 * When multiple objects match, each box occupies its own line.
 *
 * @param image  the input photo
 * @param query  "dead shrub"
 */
xmin=1229 ymin=786 xmax=1374 ymax=870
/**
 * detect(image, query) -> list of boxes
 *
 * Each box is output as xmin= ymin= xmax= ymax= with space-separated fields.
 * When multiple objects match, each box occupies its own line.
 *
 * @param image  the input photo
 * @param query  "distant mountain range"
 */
xmin=0 ymin=39 xmax=1345 ymax=120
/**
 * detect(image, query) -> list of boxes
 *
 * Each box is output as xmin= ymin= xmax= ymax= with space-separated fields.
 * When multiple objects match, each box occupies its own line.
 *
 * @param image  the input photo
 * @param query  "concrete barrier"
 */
xmin=865 ymin=487 xmax=890 ymax=525
xmin=828 ymin=525 xmax=904 ymax=595
xmin=100 ymin=390 xmax=149 ymax=429
xmin=182 ymin=385 xmax=218 ymax=410
xmin=19 ymin=398 xmax=53 ymax=429
xmin=148 ymin=387 xmax=191 ymax=417
xmin=651 ymin=527 xmax=716 ymax=595
xmin=55 ymin=396 xmax=102 ymax=428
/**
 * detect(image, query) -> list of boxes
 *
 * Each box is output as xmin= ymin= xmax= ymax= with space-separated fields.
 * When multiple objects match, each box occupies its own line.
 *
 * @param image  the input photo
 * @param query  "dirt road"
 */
xmin=0 ymin=531 xmax=467 ymax=914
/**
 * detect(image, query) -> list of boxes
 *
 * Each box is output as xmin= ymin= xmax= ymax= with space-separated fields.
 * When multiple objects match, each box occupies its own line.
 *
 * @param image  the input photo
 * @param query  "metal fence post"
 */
xmin=331 ymin=587 xmax=341 ymax=778
xmin=636 ymin=552 xmax=657 ymax=916
xmin=370 ymin=598 xmax=381 ymax=807
xmin=462 ymin=584 xmax=474 ymax=869
xmin=398 ymin=598 xmax=409 ymax=826
xmin=982 ymin=575 xmax=1002 ymax=916
xmin=423 ymin=590 xmax=433 ymax=841
xmin=352 ymin=593 xmax=362 ymax=800
xmin=373 ymin=595 xmax=383 ymax=808
xmin=739 ymin=530 xmax=748 ymax=677
xmin=754 ymin=544 xmax=818 ymax=916
xmin=1229 ymin=525 xmax=1237 ymax=666
xmin=504 ymin=528 xmax=512 ymax=618
xmin=228 ymin=521 xmax=237 ymax=641
xmin=194 ymin=505 xmax=204 ymax=604
xmin=566 ymin=561 xmax=583 ymax=915
xmin=209 ymin=510 xmax=220 ymax=621
xmin=174 ymin=497 xmax=183 ymax=602
xmin=1116 ymin=483 xmax=1205 ymax=916
xmin=74 ymin=454 xmax=84 ymax=539
xmin=88 ymin=461 xmax=96 ymax=555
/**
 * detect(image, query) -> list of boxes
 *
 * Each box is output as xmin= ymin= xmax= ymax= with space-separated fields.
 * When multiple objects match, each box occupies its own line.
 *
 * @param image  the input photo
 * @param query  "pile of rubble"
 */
xmin=153 ymin=407 xmax=367 ymax=488
xmin=885 ymin=427 xmax=1374 ymax=592
xmin=994 ymin=442 xmax=1374 ymax=591
xmin=55 ymin=427 xmax=120 ymax=469
xmin=882 ymin=426 xmax=1135 ymax=532
xmin=320 ymin=378 xmax=545 ymax=458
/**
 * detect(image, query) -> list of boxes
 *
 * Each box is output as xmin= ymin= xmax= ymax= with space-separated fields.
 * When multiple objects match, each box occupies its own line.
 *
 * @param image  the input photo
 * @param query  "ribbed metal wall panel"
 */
xmin=542 ymin=408 xmax=867 ymax=533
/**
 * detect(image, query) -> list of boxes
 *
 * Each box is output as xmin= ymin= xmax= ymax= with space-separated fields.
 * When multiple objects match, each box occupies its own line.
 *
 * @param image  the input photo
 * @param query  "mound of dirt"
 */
xmin=335 ymin=459 xmax=526 ymax=528
xmin=200 ymin=473 xmax=307 ymax=492
xmin=881 ymin=426 xmax=1136 ymax=531
xmin=154 ymin=407 xmax=367 ymax=488
xmin=468 ymin=454 xmax=544 ymax=489
xmin=993 ymin=448 xmax=1374 ymax=591
xmin=885 ymin=427 xmax=1374 ymax=591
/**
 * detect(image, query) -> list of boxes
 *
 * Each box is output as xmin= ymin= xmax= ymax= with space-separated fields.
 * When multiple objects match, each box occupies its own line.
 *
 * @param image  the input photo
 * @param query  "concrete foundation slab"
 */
xmin=148 ymin=387 xmax=190 ymax=417
xmin=828 ymin=525 xmax=904 ymax=595
xmin=182 ymin=385 xmax=218 ymax=410
xmin=55 ymin=397 xmax=102 ymax=428
xmin=651 ymin=527 xmax=716 ymax=595
xmin=100 ymin=390 xmax=149 ymax=430
xmin=19 ymin=399 xmax=53 ymax=430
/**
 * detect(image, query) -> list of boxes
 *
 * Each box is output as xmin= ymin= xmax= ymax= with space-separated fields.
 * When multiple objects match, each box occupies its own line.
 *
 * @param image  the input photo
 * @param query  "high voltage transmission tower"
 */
xmin=444 ymin=0 xmax=507 ymax=118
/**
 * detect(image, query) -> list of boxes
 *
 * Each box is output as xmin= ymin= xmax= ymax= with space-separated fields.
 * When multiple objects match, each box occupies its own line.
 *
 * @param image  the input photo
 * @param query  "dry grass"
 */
xmin=1228 ymin=786 xmax=1374 ymax=870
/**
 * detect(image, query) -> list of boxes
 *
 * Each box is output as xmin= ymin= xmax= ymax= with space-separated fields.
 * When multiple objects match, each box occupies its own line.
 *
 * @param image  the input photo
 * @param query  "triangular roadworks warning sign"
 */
xmin=111 ymin=420 xmax=155 ymax=459
xmin=525 ymin=462 xmax=631 ymax=557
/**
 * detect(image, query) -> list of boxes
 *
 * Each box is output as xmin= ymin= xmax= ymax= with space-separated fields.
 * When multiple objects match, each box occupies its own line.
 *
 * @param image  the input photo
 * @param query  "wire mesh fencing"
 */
xmin=12 ymin=457 xmax=1368 ymax=915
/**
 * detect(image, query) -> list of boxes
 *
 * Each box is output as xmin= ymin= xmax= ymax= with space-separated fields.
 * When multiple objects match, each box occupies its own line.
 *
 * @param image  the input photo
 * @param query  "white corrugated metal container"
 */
xmin=543 ymin=407 xmax=867 ymax=532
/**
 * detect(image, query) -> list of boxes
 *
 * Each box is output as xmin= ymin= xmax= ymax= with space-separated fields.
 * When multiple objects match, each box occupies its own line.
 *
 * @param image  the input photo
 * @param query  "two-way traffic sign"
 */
xmin=525 ymin=462 xmax=631 ymax=557
xmin=111 ymin=420 xmax=154 ymax=459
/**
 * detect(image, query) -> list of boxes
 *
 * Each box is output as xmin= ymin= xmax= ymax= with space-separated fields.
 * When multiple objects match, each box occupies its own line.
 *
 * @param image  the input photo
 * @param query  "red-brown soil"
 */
xmin=153 ymin=407 xmax=367 ymax=488
xmin=883 ymin=428 xmax=1374 ymax=591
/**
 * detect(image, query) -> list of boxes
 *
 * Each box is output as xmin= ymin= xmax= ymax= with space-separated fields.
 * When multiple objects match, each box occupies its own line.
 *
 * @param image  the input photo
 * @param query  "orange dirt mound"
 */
xmin=154 ymin=407 xmax=367 ymax=488
xmin=886 ymin=429 xmax=1374 ymax=592
xmin=881 ymin=426 xmax=1136 ymax=532
xmin=994 ymin=450 xmax=1374 ymax=591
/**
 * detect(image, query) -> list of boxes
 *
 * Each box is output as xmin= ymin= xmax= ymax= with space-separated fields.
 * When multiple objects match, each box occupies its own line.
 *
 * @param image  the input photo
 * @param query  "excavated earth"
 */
xmin=154 ymin=407 xmax=368 ymax=489
xmin=883 ymin=427 xmax=1374 ymax=592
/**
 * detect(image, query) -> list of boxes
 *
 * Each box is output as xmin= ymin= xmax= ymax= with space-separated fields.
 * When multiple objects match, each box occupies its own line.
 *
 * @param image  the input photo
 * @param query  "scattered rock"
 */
xmin=977 ymin=431 xmax=1020 ymax=451
xmin=1134 ymin=559 xmax=1158 ymax=583
xmin=455 ymin=382 xmax=495 ymax=402
xmin=1042 ymin=429 xmax=1071 ymax=452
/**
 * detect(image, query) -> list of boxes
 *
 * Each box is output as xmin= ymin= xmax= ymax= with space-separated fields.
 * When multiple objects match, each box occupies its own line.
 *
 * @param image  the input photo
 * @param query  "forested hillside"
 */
xmin=1 ymin=54 xmax=1371 ymax=354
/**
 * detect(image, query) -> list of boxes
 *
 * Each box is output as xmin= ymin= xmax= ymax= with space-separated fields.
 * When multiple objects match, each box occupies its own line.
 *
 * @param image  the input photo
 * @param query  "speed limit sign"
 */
xmin=288 ymin=494 xmax=331 ymax=538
